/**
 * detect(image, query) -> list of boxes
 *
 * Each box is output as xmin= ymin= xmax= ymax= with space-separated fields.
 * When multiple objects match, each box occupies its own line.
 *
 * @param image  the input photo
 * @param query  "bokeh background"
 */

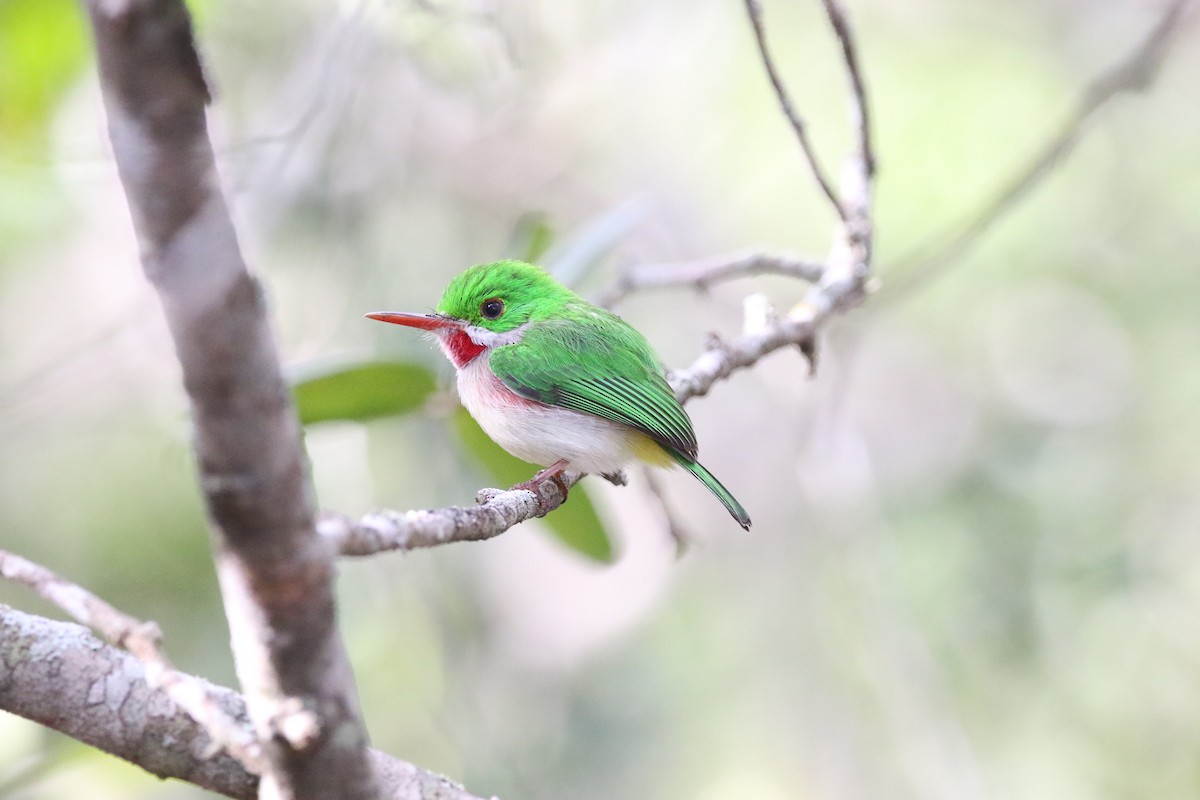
xmin=3 ymin=0 xmax=1199 ymax=798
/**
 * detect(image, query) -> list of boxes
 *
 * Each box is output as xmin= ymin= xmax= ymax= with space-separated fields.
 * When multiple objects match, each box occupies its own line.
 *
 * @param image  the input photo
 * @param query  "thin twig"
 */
xmin=599 ymin=0 xmax=877 ymax=316
xmin=820 ymin=0 xmax=876 ymax=180
xmin=0 ymin=550 xmax=267 ymax=775
xmin=642 ymin=468 xmax=692 ymax=555
xmin=743 ymin=0 xmax=846 ymax=220
xmin=886 ymin=0 xmax=1192 ymax=297
xmin=669 ymin=305 xmax=825 ymax=403
xmin=819 ymin=0 xmax=876 ymax=301
xmin=599 ymin=252 xmax=826 ymax=308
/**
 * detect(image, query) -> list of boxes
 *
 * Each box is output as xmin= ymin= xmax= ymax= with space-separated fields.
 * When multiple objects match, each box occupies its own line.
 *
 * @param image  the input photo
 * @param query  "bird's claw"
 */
xmin=513 ymin=460 xmax=570 ymax=516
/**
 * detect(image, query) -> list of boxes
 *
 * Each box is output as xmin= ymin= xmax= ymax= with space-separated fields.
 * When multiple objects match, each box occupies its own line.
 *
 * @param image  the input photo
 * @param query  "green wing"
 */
xmin=489 ymin=317 xmax=698 ymax=459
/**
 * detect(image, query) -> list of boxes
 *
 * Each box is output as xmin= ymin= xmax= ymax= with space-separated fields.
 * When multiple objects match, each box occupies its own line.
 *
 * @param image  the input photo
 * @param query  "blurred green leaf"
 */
xmin=0 ymin=0 xmax=87 ymax=149
xmin=292 ymin=360 xmax=436 ymax=425
xmin=452 ymin=406 xmax=615 ymax=563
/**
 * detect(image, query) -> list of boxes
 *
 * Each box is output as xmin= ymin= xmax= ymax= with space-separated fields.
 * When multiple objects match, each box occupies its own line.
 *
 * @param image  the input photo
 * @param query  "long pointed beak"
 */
xmin=364 ymin=311 xmax=461 ymax=331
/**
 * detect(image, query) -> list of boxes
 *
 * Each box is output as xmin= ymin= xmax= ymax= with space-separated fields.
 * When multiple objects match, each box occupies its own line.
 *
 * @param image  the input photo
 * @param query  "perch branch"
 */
xmin=81 ymin=0 xmax=375 ymax=796
xmin=0 ymin=605 xmax=489 ymax=800
xmin=321 ymin=474 xmax=581 ymax=555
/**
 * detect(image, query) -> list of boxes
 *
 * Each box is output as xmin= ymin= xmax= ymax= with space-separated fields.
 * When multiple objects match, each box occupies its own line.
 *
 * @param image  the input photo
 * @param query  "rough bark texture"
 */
xmin=0 ymin=606 xmax=490 ymax=800
xmin=0 ymin=605 xmax=256 ymax=798
xmin=81 ymin=1 xmax=375 ymax=796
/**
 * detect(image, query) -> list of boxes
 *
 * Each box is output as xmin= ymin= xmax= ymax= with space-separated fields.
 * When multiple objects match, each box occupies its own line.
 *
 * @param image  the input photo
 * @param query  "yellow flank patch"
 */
xmin=629 ymin=432 xmax=675 ymax=467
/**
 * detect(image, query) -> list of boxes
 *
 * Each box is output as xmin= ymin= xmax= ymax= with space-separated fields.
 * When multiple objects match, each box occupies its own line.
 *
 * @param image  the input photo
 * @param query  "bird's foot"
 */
xmin=513 ymin=459 xmax=571 ymax=516
xmin=600 ymin=470 xmax=628 ymax=486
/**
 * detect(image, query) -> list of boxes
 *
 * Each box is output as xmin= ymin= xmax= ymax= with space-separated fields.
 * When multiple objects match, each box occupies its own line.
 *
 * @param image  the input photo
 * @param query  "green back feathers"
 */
xmin=489 ymin=318 xmax=699 ymax=459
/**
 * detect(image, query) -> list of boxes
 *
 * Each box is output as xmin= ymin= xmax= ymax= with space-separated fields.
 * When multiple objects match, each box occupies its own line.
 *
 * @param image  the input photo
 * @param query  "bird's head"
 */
xmin=367 ymin=260 xmax=577 ymax=368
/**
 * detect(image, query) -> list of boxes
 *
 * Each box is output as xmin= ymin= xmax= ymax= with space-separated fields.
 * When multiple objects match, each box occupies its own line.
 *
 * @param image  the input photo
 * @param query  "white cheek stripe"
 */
xmin=465 ymin=322 xmax=529 ymax=348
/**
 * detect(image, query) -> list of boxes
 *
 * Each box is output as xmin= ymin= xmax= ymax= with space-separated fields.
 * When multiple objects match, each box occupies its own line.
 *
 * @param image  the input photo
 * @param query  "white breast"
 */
xmin=456 ymin=356 xmax=639 ymax=475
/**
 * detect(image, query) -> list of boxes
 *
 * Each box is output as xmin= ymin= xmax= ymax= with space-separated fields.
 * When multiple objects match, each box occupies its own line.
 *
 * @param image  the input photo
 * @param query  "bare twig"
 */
xmin=601 ymin=1 xmax=876 ymax=315
xmin=81 ymin=1 xmax=375 ymax=796
xmin=599 ymin=252 xmax=826 ymax=308
xmin=642 ymin=469 xmax=692 ymax=555
xmin=820 ymin=0 xmax=876 ymax=180
xmin=743 ymin=0 xmax=846 ymax=220
xmin=887 ymin=0 xmax=1192 ymax=296
xmin=0 ymin=605 xmax=490 ymax=800
xmin=820 ymin=0 xmax=876 ymax=311
xmin=670 ymin=303 xmax=826 ymax=402
xmin=0 ymin=550 xmax=267 ymax=774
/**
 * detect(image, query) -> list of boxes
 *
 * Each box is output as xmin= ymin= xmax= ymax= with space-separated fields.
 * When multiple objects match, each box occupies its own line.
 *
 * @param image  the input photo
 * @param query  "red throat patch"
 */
xmin=443 ymin=329 xmax=486 ymax=368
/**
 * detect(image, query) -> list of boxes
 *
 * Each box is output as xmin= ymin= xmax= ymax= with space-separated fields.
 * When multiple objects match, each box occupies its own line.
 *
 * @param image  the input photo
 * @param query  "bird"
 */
xmin=366 ymin=259 xmax=751 ymax=530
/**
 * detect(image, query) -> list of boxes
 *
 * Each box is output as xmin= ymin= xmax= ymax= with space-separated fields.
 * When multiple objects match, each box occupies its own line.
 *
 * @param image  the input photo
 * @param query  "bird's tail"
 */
xmin=667 ymin=450 xmax=752 ymax=530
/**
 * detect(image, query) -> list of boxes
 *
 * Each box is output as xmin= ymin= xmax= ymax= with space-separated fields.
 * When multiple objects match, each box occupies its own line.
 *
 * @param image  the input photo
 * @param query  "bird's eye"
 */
xmin=480 ymin=298 xmax=505 ymax=319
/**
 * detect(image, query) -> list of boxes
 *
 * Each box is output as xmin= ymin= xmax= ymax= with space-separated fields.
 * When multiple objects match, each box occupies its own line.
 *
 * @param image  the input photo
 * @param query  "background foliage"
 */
xmin=2 ymin=0 xmax=1198 ymax=798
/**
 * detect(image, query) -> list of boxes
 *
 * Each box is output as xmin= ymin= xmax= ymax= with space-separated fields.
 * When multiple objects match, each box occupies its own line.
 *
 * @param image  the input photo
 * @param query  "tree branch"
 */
xmin=319 ymin=475 xmax=580 ymax=555
xmin=820 ymin=0 xmax=876 ymax=180
xmin=0 ymin=605 xmax=488 ymax=800
xmin=81 ymin=1 xmax=374 ymax=796
xmin=598 ymin=252 xmax=826 ymax=308
xmin=0 ymin=549 xmax=265 ymax=774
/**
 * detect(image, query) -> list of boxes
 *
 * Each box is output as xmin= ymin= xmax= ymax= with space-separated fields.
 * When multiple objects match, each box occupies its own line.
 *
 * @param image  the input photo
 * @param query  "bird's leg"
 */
xmin=513 ymin=459 xmax=571 ymax=515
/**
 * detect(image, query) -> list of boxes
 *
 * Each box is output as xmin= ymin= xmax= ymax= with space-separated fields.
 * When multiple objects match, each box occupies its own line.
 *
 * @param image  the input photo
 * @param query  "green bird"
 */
xmin=367 ymin=260 xmax=751 ymax=530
